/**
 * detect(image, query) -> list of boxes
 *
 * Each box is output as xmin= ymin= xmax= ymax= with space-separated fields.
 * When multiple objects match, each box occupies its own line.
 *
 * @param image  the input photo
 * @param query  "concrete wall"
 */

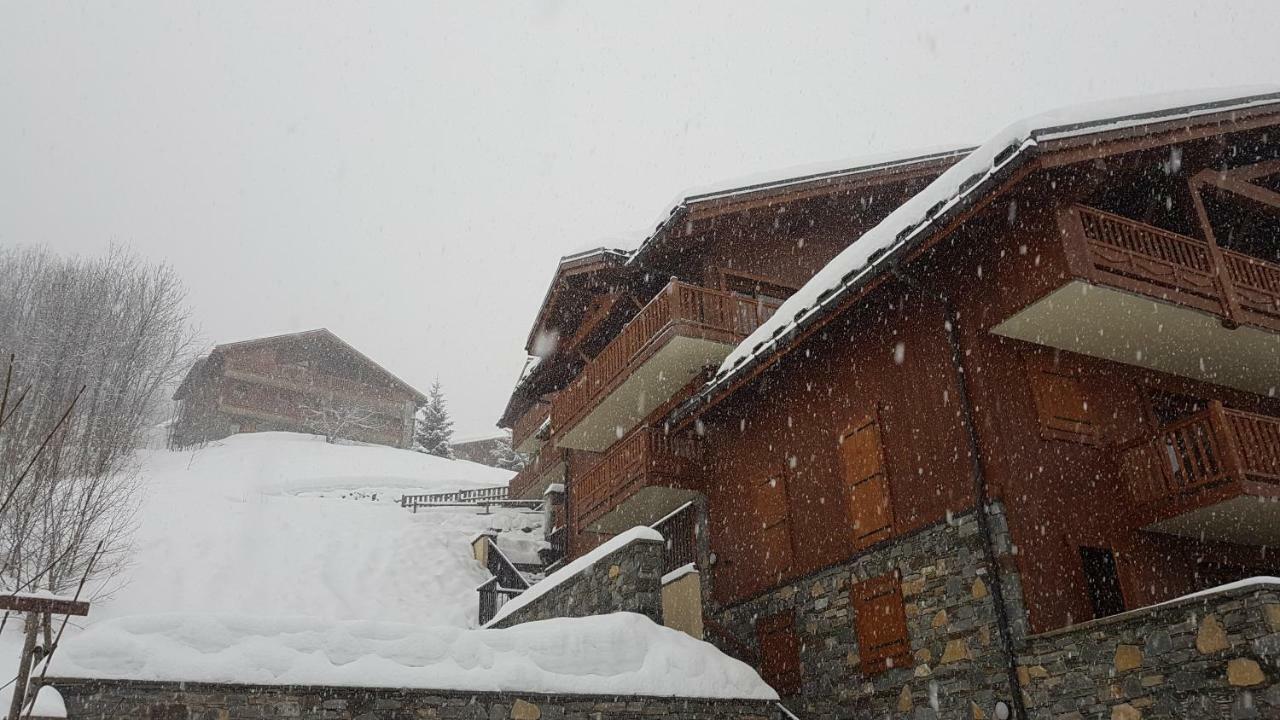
xmin=489 ymin=534 xmax=664 ymax=629
xmin=662 ymin=568 xmax=705 ymax=640
xmin=1019 ymin=582 xmax=1280 ymax=719
xmin=48 ymin=679 xmax=785 ymax=720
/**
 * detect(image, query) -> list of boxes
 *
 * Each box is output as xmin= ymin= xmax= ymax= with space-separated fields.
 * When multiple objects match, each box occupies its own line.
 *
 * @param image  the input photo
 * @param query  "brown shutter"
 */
xmin=840 ymin=414 xmax=893 ymax=549
xmin=755 ymin=610 xmax=803 ymax=696
xmin=1027 ymin=364 xmax=1099 ymax=443
xmin=754 ymin=474 xmax=794 ymax=576
xmin=851 ymin=571 xmax=911 ymax=675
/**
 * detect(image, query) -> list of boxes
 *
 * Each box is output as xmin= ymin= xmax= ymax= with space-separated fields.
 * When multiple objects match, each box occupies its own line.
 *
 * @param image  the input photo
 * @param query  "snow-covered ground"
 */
xmin=2 ymin=431 xmax=773 ymax=702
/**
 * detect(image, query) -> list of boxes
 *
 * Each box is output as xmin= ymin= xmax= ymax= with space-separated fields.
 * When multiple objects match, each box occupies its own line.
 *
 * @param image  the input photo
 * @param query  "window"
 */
xmin=720 ymin=271 xmax=795 ymax=305
xmin=1026 ymin=361 xmax=1099 ymax=443
xmin=755 ymin=610 xmax=802 ymax=695
xmin=753 ymin=474 xmax=794 ymax=576
xmin=839 ymin=414 xmax=893 ymax=549
xmin=851 ymin=571 xmax=911 ymax=674
xmin=1080 ymin=546 xmax=1125 ymax=619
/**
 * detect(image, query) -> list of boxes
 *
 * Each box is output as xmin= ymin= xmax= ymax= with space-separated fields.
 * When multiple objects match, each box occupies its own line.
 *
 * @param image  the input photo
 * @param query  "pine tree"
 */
xmin=414 ymin=379 xmax=454 ymax=458
xmin=487 ymin=436 xmax=527 ymax=472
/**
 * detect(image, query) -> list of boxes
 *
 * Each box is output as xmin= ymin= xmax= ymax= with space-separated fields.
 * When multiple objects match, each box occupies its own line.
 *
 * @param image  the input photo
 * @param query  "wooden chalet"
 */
xmin=171 ymin=329 xmax=424 ymax=449
xmin=498 ymin=90 xmax=1280 ymax=716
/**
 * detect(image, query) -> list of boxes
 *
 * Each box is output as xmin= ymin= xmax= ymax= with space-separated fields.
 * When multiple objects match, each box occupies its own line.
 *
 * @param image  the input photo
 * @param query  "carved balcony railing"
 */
xmin=1118 ymin=401 xmax=1280 ymax=507
xmin=551 ymin=279 xmax=782 ymax=442
xmin=573 ymin=427 xmax=700 ymax=531
xmin=1064 ymin=205 xmax=1280 ymax=329
xmin=512 ymin=400 xmax=551 ymax=453
xmin=508 ymin=440 xmax=563 ymax=500
xmin=221 ymin=356 xmax=406 ymax=410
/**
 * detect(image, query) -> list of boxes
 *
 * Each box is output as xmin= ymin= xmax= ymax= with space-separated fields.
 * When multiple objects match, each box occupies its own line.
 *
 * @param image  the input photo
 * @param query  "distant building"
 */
xmin=451 ymin=430 xmax=516 ymax=468
xmin=170 ymin=329 xmax=425 ymax=449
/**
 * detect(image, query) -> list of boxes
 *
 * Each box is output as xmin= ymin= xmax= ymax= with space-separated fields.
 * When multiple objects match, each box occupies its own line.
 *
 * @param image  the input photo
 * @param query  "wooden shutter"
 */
xmin=851 ymin=571 xmax=911 ymax=675
xmin=755 ymin=611 xmax=803 ymax=696
xmin=839 ymin=414 xmax=893 ymax=549
xmin=1027 ymin=364 xmax=1099 ymax=443
xmin=753 ymin=474 xmax=794 ymax=575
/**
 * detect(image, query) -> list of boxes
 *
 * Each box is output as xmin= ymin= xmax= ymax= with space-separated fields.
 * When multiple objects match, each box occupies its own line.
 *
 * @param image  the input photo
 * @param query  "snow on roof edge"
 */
xmin=485 ymin=526 xmax=663 ymax=627
xmin=679 ymin=87 xmax=1280 ymax=420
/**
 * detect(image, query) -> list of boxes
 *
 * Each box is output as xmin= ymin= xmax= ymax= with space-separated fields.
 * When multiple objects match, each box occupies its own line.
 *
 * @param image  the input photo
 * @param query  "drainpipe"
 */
xmin=891 ymin=265 xmax=1027 ymax=720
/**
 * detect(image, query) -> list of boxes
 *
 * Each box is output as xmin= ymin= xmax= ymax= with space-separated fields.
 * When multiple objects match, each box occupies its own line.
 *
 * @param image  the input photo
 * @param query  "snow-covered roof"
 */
xmin=485 ymin=526 xmax=663 ymax=627
xmin=46 ymin=612 xmax=775 ymax=700
xmin=620 ymin=146 xmax=972 ymax=268
xmin=207 ymin=328 xmax=427 ymax=402
xmin=680 ymin=87 xmax=1280 ymax=415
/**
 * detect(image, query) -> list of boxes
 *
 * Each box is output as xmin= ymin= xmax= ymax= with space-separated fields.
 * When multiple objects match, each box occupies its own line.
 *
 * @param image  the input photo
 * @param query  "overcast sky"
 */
xmin=2 ymin=2 xmax=1278 ymax=436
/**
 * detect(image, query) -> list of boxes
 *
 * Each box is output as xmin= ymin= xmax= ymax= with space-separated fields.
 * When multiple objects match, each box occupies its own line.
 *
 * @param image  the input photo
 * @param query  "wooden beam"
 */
xmin=0 ymin=593 xmax=90 ymax=617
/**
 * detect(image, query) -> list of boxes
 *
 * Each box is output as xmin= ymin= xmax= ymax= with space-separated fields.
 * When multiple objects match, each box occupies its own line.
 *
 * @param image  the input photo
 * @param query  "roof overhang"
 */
xmin=670 ymin=91 xmax=1280 ymax=426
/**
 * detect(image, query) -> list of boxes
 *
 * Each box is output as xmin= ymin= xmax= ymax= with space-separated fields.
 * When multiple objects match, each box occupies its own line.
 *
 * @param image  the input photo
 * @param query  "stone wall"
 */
xmin=707 ymin=505 xmax=1027 ymax=720
xmin=1018 ymin=582 xmax=1280 ymax=720
xmin=489 ymin=533 xmax=664 ymax=629
xmin=48 ymin=679 xmax=785 ymax=720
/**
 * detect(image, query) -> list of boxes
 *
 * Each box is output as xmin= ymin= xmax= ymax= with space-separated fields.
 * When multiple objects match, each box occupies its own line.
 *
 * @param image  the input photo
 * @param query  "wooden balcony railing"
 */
xmin=1119 ymin=401 xmax=1280 ymax=505
xmin=552 ymin=280 xmax=782 ymax=438
xmin=574 ymin=427 xmax=700 ymax=530
xmin=222 ymin=357 xmax=405 ymax=410
xmin=1066 ymin=205 xmax=1280 ymax=328
xmin=512 ymin=401 xmax=551 ymax=451
xmin=508 ymin=441 xmax=563 ymax=500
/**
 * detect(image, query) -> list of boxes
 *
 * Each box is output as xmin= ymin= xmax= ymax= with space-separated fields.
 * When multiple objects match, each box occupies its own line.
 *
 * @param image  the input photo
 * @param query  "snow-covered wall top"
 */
xmin=697 ymin=86 xmax=1280 ymax=405
xmin=47 ymin=612 xmax=777 ymax=700
xmin=485 ymin=526 xmax=663 ymax=627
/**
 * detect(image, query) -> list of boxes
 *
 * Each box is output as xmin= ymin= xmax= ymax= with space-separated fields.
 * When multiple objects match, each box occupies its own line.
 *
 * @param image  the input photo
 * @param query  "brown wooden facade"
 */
xmin=500 ymin=94 xmax=1280 ymax=684
xmin=171 ymin=329 xmax=424 ymax=449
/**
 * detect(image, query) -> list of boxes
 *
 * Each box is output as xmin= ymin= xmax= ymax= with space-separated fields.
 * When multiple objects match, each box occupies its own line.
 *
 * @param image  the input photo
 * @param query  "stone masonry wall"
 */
xmin=708 ymin=505 xmax=1027 ymax=720
xmin=489 ymin=534 xmax=664 ymax=629
xmin=48 ymin=678 xmax=785 ymax=720
xmin=1018 ymin=583 xmax=1280 ymax=720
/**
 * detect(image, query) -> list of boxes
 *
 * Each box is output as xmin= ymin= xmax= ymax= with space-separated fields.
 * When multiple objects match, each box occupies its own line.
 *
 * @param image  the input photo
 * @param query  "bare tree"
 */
xmin=0 ymin=245 xmax=197 ymax=599
xmin=301 ymin=396 xmax=384 ymax=444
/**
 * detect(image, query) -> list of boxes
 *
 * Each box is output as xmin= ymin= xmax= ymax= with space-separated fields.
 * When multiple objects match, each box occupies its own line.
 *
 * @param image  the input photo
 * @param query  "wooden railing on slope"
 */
xmin=476 ymin=535 xmax=531 ymax=625
xmin=1118 ymin=402 xmax=1280 ymax=504
xmin=551 ymin=280 xmax=782 ymax=436
xmin=651 ymin=502 xmax=698 ymax=576
xmin=574 ymin=427 xmax=699 ymax=529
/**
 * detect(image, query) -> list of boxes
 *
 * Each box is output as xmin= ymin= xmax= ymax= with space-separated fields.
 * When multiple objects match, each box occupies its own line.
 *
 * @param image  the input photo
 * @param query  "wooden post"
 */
xmin=6 ymin=613 xmax=38 ymax=720
xmin=1189 ymin=173 xmax=1244 ymax=328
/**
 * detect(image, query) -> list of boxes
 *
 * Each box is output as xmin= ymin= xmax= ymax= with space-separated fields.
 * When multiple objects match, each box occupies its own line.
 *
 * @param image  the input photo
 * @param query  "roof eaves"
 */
xmin=670 ymin=91 xmax=1280 ymax=426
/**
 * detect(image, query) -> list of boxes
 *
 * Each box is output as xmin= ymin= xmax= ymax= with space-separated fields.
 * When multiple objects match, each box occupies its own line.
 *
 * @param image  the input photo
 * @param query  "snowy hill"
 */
xmin=3 ymin=431 xmax=775 ymax=701
xmin=96 ymin=432 xmax=522 ymax=626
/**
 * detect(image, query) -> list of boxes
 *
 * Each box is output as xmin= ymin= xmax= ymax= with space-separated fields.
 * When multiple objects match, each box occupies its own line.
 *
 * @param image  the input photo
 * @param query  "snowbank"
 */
xmin=0 ymin=685 xmax=65 ymax=719
xmin=85 ymin=432 xmax=521 ymax=627
xmin=486 ymin=526 xmax=663 ymax=627
xmin=49 ymin=612 xmax=777 ymax=700
xmin=712 ymin=86 xmax=1280 ymax=387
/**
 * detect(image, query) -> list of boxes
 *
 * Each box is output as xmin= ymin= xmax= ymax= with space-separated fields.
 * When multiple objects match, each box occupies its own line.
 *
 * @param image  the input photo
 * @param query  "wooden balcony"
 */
xmin=552 ymin=280 xmax=781 ymax=451
xmin=1119 ymin=401 xmax=1280 ymax=545
xmin=512 ymin=400 xmax=551 ymax=454
xmin=222 ymin=357 xmax=407 ymax=412
xmin=508 ymin=440 xmax=565 ymax=500
xmin=1069 ymin=205 xmax=1280 ymax=328
xmin=573 ymin=427 xmax=701 ymax=534
xmin=993 ymin=205 xmax=1280 ymax=397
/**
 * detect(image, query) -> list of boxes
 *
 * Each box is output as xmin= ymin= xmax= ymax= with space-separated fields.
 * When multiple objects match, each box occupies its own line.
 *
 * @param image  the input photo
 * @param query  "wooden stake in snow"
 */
xmin=1 ymin=591 xmax=90 ymax=720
